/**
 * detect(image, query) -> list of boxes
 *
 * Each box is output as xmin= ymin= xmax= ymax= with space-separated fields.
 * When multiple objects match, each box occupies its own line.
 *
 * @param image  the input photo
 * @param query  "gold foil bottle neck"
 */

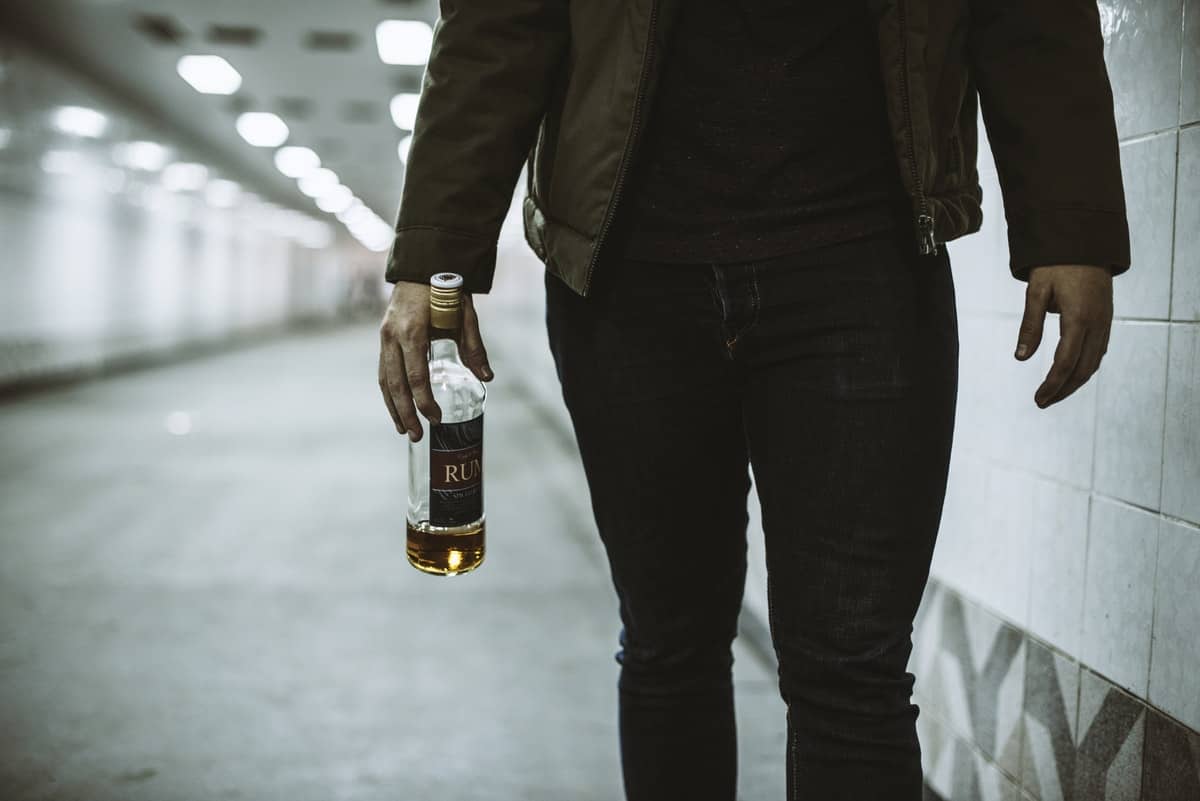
xmin=429 ymin=272 xmax=463 ymax=331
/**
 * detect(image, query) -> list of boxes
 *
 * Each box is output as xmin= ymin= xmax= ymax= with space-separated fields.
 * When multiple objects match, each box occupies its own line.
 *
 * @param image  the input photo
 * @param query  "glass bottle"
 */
xmin=405 ymin=272 xmax=486 ymax=576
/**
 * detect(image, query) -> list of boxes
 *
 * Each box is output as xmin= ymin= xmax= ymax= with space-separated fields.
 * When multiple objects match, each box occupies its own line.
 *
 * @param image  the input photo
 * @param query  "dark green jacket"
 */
xmin=386 ymin=0 xmax=1132 ymax=296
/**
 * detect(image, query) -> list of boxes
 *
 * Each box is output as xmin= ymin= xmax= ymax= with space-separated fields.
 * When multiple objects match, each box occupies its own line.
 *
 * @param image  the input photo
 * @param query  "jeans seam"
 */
xmin=710 ymin=264 xmax=737 ymax=355
xmin=747 ymin=264 xmax=762 ymax=336
xmin=709 ymin=264 xmax=728 ymax=321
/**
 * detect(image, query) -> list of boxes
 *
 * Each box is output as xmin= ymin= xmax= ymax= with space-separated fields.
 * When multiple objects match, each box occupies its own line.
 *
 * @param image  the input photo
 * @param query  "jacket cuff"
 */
xmin=1005 ymin=206 xmax=1132 ymax=282
xmin=384 ymin=225 xmax=498 ymax=293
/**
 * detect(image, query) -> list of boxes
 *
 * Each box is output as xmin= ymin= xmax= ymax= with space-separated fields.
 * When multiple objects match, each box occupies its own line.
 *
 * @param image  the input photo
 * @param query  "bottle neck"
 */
xmin=430 ymin=321 xmax=462 ymax=362
xmin=429 ymin=283 xmax=462 ymax=360
xmin=430 ymin=337 xmax=461 ymax=363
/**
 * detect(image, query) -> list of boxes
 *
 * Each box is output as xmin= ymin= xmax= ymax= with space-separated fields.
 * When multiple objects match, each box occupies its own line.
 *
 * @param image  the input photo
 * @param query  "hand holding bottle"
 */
xmin=378 ymin=279 xmax=493 ymax=442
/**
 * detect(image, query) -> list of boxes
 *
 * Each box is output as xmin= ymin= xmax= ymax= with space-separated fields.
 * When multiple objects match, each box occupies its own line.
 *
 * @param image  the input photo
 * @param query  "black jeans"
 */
xmin=544 ymin=224 xmax=958 ymax=801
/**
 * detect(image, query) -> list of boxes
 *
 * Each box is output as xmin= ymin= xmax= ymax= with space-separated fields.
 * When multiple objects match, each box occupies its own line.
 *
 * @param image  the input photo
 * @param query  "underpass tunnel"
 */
xmin=1 ymin=2 xmax=1198 ymax=801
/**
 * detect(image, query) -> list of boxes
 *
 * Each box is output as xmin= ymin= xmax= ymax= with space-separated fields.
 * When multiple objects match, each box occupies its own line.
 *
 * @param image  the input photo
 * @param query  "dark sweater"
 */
xmin=608 ymin=1 xmax=913 ymax=264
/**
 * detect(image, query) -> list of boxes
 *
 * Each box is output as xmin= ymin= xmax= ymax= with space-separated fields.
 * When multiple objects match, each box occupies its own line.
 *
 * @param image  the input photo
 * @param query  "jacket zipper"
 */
xmin=896 ymin=0 xmax=938 ymax=256
xmin=583 ymin=0 xmax=661 ymax=294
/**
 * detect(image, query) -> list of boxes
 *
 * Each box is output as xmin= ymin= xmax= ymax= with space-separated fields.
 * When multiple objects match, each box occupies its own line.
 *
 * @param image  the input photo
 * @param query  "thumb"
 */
xmin=1015 ymin=281 xmax=1050 ymax=360
xmin=461 ymin=295 xmax=494 ymax=382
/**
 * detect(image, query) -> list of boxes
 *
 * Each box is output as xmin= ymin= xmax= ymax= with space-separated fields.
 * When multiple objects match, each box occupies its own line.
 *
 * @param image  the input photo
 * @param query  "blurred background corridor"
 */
xmin=0 ymin=1 xmax=1197 ymax=799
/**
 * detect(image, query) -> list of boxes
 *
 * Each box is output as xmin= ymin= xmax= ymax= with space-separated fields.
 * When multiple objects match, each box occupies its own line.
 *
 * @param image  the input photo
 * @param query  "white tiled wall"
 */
xmin=934 ymin=0 xmax=1199 ymax=734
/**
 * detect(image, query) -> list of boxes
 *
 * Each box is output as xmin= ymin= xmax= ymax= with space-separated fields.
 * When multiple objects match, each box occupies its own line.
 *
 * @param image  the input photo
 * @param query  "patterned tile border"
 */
xmin=911 ymin=580 xmax=1200 ymax=800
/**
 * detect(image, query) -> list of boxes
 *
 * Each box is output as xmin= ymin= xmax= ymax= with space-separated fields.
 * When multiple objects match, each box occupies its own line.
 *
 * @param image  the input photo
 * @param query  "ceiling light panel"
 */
xmin=274 ymin=146 xmax=321 ymax=178
xmin=53 ymin=106 xmax=108 ymax=138
xmin=236 ymin=112 xmax=289 ymax=147
xmin=390 ymin=93 xmax=419 ymax=130
xmin=112 ymin=141 xmax=170 ymax=171
xmin=177 ymin=55 xmax=242 ymax=95
xmin=315 ymin=184 xmax=354 ymax=213
xmin=298 ymin=168 xmax=339 ymax=197
xmin=376 ymin=20 xmax=433 ymax=65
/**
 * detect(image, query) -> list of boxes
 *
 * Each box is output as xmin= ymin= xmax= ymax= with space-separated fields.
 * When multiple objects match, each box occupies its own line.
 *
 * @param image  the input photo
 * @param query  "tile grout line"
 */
xmin=1079 ymin=255 xmax=1104 ymax=755
xmin=970 ymin=446 xmax=1198 ymax=527
xmin=1139 ymin=13 xmax=1193 ymax=798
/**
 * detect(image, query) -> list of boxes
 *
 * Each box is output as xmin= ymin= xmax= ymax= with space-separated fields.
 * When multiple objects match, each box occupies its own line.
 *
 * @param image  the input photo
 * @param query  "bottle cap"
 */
xmin=429 ymin=272 xmax=463 ymax=330
xmin=431 ymin=272 xmax=464 ymax=290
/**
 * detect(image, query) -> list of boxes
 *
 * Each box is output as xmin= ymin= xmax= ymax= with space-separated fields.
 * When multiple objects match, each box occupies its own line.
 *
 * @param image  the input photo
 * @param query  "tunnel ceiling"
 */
xmin=1 ymin=0 xmax=436 ymax=224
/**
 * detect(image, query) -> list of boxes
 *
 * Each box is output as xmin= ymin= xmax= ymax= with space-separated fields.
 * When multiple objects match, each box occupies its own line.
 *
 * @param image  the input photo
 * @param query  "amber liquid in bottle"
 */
xmin=405 ymin=272 xmax=486 ymax=576
xmin=406 ymin=520 xmax=485 ymax=576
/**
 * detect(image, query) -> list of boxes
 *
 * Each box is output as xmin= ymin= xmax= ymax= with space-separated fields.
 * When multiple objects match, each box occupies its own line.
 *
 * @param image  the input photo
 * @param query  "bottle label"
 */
xmin=429 ymin=413 xmax=483 ymax=526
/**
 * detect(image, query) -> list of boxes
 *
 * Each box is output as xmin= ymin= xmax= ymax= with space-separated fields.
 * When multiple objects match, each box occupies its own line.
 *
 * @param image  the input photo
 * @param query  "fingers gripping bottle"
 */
xmin=406 ymin=272 xmax=486 ymax=576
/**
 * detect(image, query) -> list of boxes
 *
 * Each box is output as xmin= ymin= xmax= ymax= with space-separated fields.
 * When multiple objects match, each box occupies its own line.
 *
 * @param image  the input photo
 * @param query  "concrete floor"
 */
xmin=0 ymin=323 xmax=786 ymax=800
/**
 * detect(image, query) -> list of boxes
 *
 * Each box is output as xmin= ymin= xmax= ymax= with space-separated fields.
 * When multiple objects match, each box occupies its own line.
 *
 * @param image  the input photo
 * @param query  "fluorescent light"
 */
xmin=53 ymin=106 xmax=108 ymax=138
xmin=315 ymin=184 xmax=354 ymax=214
xmin=0 ymin=128 xmax=11 ymax=149
xmin=335 ymin=199 xmax=364 ymax=223
xmin=112 ymin=140 xmax=169 ymax=171
xmin=41 ymin=150 xmax=84 ymax=175
xmin=297 ymin=168 xmax=339 ymax=198
xmin=390 ymin=93 xmax=420 ymax=130
xmin=344 ymin=210 xmax=374 ymax=229
xmin=177 ymin=55 xmax=242 ymax=95
xmin=352 ymin=220 xmax=390 ymax=241
xmin=205 ymin=179 xmax=241 ymax=208
xmin=398 ymin=134 xmax=413 ymax=164
xmin=316 ymin=195 xmax=349 ymax=214
xmin=274 ymin=146 xmax=320 ymax=178
xmin=376 ymin=20 xmax=433 ymax=65
xmin=162 ymin=162 xmax=209 ymax=192
xmin=353 ymin=218 xmax=394 ymax=252
xmin=236 ymin=112 xmax=289 ymax=147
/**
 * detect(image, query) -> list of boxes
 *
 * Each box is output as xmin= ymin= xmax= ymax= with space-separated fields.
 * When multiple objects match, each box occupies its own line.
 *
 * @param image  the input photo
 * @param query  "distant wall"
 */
xmin=0 ymin=37 xmax=379 ymax=389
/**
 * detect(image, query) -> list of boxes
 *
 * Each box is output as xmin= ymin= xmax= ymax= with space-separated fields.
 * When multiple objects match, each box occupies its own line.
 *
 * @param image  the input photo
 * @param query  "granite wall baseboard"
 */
xmin=912 ymin=580 xmax=1200 ymax=801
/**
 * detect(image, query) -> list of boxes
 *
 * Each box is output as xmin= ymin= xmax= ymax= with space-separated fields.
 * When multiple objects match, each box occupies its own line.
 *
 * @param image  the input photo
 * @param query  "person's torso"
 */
xmin=609 ymin=0 xmax=912 ymax=264
xmin=522 ymin=0 xmax=984 ymax=296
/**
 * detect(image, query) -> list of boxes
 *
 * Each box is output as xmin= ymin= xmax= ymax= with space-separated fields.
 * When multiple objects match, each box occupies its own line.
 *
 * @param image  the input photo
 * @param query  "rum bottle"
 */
xmin=406 ymin=272 xmax=486 ymax=576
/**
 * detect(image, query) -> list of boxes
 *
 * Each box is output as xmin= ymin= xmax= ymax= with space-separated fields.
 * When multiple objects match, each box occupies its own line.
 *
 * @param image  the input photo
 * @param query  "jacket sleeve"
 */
xmin=967 ymin=0 xmax=1132 ymax=281
xmin=384 ymin=1 xmax=570 ymax=292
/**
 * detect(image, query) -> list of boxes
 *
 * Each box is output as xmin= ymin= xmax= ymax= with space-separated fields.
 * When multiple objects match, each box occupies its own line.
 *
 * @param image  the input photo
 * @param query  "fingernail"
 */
xmin=482 ymin=366 xmax=493 ymax=380
xmin=1016 ymin=344 xmax=1028 ymax=358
